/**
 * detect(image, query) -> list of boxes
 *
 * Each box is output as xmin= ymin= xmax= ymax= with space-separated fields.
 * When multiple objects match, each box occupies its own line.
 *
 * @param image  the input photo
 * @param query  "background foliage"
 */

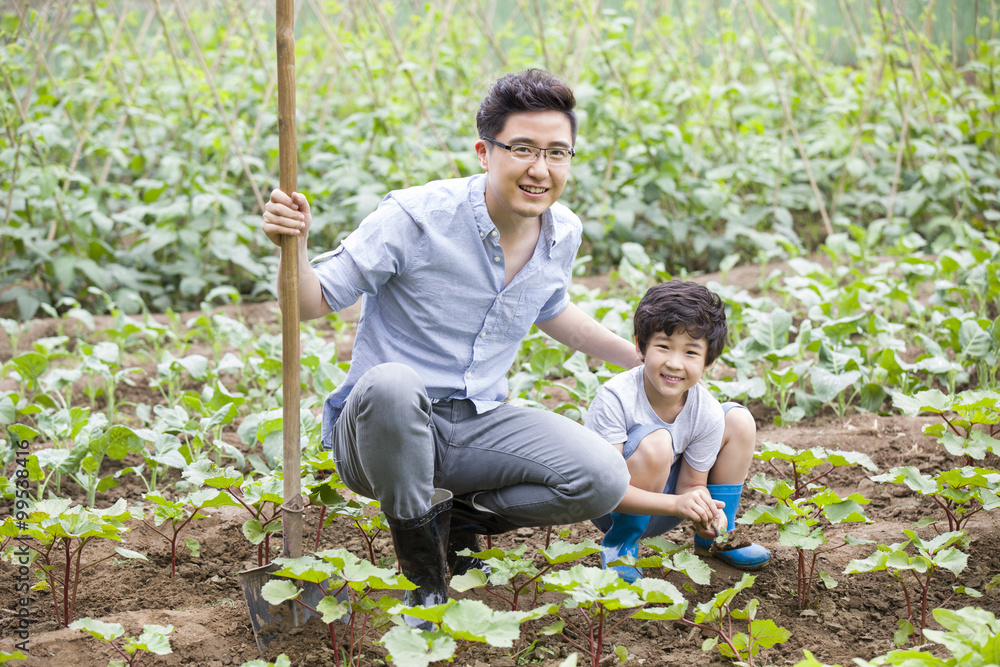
xmin=1 ymin=0 xmax=999 ymax=318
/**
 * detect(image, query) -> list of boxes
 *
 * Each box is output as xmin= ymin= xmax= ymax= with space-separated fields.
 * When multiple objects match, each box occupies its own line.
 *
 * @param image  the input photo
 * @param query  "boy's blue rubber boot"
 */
xmin=600 ymin=512 xmax=650 ymax=583
xmin=694 ymin=483 xmax=770 ymax=570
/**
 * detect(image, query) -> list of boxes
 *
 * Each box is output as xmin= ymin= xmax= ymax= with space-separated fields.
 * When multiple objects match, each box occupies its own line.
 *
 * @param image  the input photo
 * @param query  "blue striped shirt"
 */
xmin=314 ymin=173 xmax=583 ymax=447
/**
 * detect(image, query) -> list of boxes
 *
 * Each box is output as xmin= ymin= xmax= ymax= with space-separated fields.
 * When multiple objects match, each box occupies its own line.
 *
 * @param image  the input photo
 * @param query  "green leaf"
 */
xmin=242 ymin=519 xmax=265 ymax=545
xmin=378 ymin=625 xmax=457 ymax=667
xmin=749 ymin=308 xmax=792 ymax=349
xmin=893 ymin=618 xmax=914 ymax=645
xmin=316 ymin=596 xmax=350 ymax=624
xmin=114 ymin=547 xmax=147 ymax=561
xmin=891 ymin=389 xmax=950 ymax=416
xmin=449 ymin=568 xmax=487 ymax=593
xmin=539 ymin=539 xmax=602 ymax=565
xmin=69 ymin=617 xmax=125 ymax=642
xmin=810 ymin=367 xmax=862 ymax=403
xmin=131 ymin=624 xmax=174 ymax=655
xmin=441 ymin=599 xmax=528 ymax=647
xmin=748 ymin=618 xmax=791 ymax=649
xmin=260 ymin=579 xmax=300 ymax=605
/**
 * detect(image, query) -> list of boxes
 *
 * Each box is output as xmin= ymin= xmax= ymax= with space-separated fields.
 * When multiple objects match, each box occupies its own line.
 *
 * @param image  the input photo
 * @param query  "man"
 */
xmin=262 ymin=69 xmax=639 ymax=624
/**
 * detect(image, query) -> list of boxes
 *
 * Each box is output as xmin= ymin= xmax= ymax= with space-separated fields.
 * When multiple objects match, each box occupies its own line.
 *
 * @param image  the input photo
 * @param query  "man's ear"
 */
xmin=476 ymin=140 xmax=489 ymax=171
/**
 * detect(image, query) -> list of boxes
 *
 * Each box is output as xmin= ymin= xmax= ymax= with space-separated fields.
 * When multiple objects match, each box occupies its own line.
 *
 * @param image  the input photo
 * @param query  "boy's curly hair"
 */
xmin=634 ymin=280 xmax=728 ymax=366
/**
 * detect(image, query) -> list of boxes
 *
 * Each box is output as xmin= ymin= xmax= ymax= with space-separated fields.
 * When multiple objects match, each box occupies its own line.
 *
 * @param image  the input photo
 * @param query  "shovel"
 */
xmin=238 ymin=1 xmax=344 ymax=650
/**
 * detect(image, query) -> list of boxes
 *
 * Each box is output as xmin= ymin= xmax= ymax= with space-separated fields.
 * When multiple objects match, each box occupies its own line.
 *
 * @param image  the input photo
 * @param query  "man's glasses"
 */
xmin=481 ymin=137 xmax=575 ymax=165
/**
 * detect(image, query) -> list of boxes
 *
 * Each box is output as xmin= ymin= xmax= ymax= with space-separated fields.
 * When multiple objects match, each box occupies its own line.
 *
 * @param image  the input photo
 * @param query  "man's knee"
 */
xmin=357 ymin=363 xmax=427 ymax=413
xmin=572 ymin=438 xmax=629 ymax=520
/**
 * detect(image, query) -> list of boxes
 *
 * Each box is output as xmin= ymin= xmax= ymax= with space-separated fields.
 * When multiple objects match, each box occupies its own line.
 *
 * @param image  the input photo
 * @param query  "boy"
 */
xmin=585 ymin=280 xmax=770 ymax=582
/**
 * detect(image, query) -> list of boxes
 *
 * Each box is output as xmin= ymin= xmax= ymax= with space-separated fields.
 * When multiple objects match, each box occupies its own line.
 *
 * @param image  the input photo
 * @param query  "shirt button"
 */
xmin=480 ymin=332 xmax=486 ymax=338
xmin=494 ymin=257 xmax=500 ymax=262
xmin=465 ymin=371 xmax=472 ymax=378
xmin=491 ymin=230 xmax=498 ymax=237
xmin=480 ymin=232 xmax=485 ymax=238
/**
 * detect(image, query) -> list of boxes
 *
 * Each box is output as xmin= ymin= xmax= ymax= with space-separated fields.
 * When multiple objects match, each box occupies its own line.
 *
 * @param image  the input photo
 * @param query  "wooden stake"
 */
xmin=276 ymin=0 xmax=302 ymax=560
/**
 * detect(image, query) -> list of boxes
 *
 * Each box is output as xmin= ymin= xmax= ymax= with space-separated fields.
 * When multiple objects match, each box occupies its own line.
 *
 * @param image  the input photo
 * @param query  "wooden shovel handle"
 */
xmin=276 ymin=0 xmax=302 ymax=559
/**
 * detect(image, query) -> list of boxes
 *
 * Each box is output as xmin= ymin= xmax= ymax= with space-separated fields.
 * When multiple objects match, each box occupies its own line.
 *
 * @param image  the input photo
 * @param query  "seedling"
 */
xmin=65 ymin=416 xmax=147 ymax=508
xmin=844 ymin=529 xmax=977 ymax=644
xmin=7 ymin=498 xmax=145 ymax=627
xmin=634 ymin=572 xmax=790 ymax=667
xmin=853 ymin=606 xmax=1000 ymax=666
xmin=541 ymin=563 xmax=691 ymax=667
xmin=261 ymin=549 xmax=415 ymax=666
xmin=139 ymin=488 xmax=237 ymax=577
xmin=69 ymin=617 xmax=173 ymax=667
xmin=380 ymin=599 xmax=558 ymax=667
xmin=740 ymin=442 xmax=878 ymax=607
xmin=450 ymin=540 xmax=603 ymax=613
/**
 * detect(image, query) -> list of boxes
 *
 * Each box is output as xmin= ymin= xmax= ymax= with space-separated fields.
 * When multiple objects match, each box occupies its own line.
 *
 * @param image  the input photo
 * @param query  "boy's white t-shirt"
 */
xmin=584 ymin=366 xmax=725 ymax=472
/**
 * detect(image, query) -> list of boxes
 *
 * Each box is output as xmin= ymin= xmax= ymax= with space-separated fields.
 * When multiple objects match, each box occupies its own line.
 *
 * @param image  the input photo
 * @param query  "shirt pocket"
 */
xmin=504 ymin=288 xmax=553 ymax=341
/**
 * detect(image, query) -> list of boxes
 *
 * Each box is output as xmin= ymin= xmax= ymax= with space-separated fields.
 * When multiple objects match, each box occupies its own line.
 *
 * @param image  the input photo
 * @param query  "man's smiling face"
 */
xmin=476 ymin=110 xmax=573 ymax=231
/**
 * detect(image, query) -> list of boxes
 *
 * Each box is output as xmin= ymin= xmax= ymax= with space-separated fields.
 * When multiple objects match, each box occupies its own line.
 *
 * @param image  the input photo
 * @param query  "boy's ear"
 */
xmin=703 ymin=359 xmax=716 ymax=373
xmin=634 ymin=337 xmax=643 ymax=359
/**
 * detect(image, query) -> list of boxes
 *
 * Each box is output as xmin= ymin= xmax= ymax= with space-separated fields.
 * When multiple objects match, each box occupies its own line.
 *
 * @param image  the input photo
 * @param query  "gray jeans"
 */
xmin=330 ymin=363 xmax=629 ymax=525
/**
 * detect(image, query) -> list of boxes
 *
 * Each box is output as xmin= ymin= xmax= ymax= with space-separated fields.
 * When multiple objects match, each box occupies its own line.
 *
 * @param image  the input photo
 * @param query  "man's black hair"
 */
xmin=476 ymin=69 xmax=577 ymax=144
xmin=634 ymin=281 xmax=728 ymax=366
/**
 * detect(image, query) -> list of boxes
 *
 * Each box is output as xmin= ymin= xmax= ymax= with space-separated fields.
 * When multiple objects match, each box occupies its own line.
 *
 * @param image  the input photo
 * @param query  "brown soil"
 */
xmin=2 ymin=277 xmax=998 ymax=667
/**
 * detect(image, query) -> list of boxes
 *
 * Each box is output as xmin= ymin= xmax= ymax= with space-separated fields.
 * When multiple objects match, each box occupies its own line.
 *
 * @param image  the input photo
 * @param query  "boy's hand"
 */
xmin=675 ymin=489 xmax=725 ymax=535
xmin=694 ymin=510 xmax=727 ymax=540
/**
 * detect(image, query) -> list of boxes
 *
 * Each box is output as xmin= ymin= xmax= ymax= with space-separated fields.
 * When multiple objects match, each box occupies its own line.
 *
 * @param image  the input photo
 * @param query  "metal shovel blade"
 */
xmin=239 ymin=562 xmax=291 ymax=651
xmin=238 ymin=563 xmax=350 ymax=652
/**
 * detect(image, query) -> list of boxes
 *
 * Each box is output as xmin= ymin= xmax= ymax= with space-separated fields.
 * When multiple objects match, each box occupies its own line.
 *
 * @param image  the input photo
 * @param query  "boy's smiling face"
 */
xmin=638 ymin=329 xmax=713 ymax=411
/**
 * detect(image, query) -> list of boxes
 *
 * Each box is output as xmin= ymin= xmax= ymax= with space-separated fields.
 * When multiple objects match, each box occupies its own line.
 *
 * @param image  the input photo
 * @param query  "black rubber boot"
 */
xmin=447 ymin=530 xmax=491 ymax=578
xmin=386 ymin=489 xmax=453 ymax=630
xmin=450 ymin=494 xmax=521 ymax=536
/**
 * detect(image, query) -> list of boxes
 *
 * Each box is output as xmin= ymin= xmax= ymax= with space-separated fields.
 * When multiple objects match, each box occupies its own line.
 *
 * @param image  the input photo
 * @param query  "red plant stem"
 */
xmin=919 ymin=571 xmax=931 ymax=641
xmin=594 ymin=608 xmax=605 ymax=667
xmin=62 ymin=538 xmax=71 ymax=627
xmin=940 ymin=413 xmax=964 ymax=438
xmin=930 ymin=495 xmax=958 ymax=532
xmin=679 ymin=619 xmax=744 ymax=664
xmin=897 ymin=573 xmax=915 ymax=622
xmin=315 ymin=506 xmax=327 ymax=550
xmin=483 ymin=586 xmax=516 ymax=609
xmin=109 ymin=640 xmax=134 ymax=665
xmin=70 ymin=539 xmax=87 ymax=624
xmin=801 ymin=465 xmax=835 ymax=490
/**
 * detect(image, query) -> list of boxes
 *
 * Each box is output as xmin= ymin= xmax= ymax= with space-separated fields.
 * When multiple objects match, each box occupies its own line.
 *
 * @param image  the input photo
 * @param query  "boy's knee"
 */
xmin=633 ymin=429 xmax=674 ymax=468
xmin=724 ymin=407 xmax=757 ymax=451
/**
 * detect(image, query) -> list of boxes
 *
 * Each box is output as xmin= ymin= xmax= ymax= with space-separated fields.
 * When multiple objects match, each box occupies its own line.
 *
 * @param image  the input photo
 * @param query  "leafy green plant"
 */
xmin=451 ymin=540 xmax=602 ymax=613
xmin=893 ymin=389 xmax=1000 ymax=466
xmin=4 ymin=498 xmax=145 ymax=627
xmin=853 ymin=606 xmax=1000 ymax=666
xmin=69 ymin=618 xmax=173 ymax=667
xmin=844 ymin=530 xmax=978 ymax=644
xmin=380 ymin=599 xmax=558 ymax=667
xmin=739 ymin=442 xmax=878 ymax=608
xmin=634 ymin=572 xmax=790 ymax=666
xmin=261 ymin=549 xmax=416 ymax=666
xmin=138 ymin=488 xmax=237 ymax=577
